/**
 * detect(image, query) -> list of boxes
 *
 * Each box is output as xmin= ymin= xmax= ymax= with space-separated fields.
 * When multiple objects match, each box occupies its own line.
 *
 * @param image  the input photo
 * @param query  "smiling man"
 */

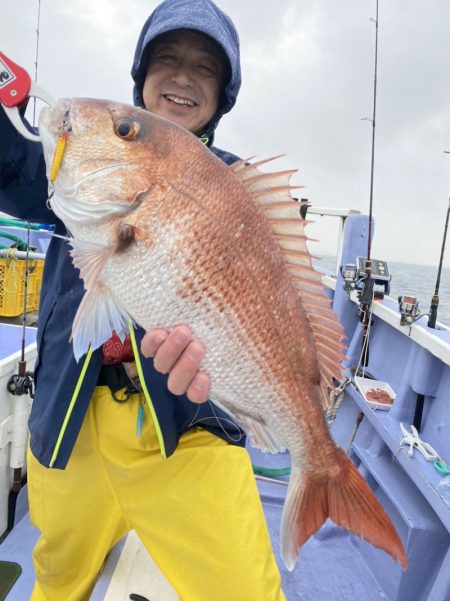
xmin=142 ymin=29 xmax=227 ymax=135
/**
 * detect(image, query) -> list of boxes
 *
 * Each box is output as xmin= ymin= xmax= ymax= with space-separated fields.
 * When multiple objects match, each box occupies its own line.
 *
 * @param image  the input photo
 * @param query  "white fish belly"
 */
xmin=100 ymin=221 xmax=297 ymax=442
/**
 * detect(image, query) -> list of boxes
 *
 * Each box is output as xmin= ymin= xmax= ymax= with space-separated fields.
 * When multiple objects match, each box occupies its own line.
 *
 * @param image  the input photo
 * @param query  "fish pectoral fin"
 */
xmin=69 ymin=238 xmax=114 ymax=291
xmin=236 ymin=413 xmax=285 ymax=454
xmin=71 ymin=282 xmax=132 ymax=361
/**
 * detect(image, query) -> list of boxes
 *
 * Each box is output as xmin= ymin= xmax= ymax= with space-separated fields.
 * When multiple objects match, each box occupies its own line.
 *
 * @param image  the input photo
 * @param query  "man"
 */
xmin=0 ymin=1 xmax=286 ymax=599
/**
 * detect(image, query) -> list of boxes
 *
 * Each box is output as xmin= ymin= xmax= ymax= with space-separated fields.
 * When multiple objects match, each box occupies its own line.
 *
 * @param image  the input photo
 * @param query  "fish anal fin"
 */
xmin=236 ymin=413 xmax=285 ymax=454
xmin=280 ymin=449 xmax=407 ymax=571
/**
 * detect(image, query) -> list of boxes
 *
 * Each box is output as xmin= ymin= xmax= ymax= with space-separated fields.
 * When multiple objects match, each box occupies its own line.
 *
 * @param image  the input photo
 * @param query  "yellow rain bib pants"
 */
xmin=27 ymin=386 xmax=286 ymax=601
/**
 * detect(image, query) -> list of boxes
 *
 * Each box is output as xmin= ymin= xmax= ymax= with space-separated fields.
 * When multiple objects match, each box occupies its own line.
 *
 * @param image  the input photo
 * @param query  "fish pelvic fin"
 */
xmin=71 ymin=282 xmax=131 ymax=361
xmin=69 ymin=239 xmax=132 ymax=361
xmin=231 ymin=158 xmax=346 ymax=410
xmin=280 ymin=448 xmax=407 ymax=572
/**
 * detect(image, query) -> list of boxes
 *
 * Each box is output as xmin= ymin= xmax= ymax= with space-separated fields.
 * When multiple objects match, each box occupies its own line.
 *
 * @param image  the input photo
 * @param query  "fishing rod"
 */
xmin=32 ymin=0 xmax=42 ymax=127
xmin=428 ymin=197 xmax=450 ymax=329
xmin=3 ymin=224 xmax=35 ymax=541
xmin=2 ymin=0 xmax=43 ymax=542
xmin=412 ymin=178 xmax=450 ymax=431
xmin=358 ymin=0 xmax=379 ymax=367
xmin=367 ymin=0 xmax=379 ymax=262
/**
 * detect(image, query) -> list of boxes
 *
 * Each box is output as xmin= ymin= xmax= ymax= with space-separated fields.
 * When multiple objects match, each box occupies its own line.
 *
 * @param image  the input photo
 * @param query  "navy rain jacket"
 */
xmin=0 ymin=0 xmax=244 ymax=469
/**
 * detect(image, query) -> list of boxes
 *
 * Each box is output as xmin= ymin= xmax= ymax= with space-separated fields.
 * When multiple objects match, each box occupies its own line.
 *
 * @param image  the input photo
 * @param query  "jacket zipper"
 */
xmin=49 ymin=346 xmax=94 ymax=467
xmin=49 ymin=327 xmax=167 ymax=467
xmin=128 ymin=324 xmax=167 ymax=459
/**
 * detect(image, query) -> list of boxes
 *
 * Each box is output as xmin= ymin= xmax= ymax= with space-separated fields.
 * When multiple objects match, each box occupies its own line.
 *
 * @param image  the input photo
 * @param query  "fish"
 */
xmin=38 ymin=97 xmax=407 ymax=571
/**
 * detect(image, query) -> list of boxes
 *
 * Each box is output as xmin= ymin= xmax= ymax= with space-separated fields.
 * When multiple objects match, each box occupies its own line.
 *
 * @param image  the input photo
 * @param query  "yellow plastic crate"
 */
xmin=0 ymin=257 xmax=44 ymax=317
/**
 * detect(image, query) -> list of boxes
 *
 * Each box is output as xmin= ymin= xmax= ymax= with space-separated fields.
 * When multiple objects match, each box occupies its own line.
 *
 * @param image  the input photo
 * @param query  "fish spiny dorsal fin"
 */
xmin=232 ymin=158 xmax=346 ymax=409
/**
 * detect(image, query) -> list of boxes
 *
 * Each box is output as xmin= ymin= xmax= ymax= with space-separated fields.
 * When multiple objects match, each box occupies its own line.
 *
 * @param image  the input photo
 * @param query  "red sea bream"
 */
xmin=38 ymin=98 xmax=407 ymax=571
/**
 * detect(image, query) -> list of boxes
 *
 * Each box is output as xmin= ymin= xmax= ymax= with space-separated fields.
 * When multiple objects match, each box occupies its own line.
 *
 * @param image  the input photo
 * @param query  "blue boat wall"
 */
xmin=328 ymin=214 xmax=450 ymax=601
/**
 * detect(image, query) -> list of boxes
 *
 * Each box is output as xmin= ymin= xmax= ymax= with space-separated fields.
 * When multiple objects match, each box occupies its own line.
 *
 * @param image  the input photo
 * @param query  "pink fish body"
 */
xmin=39 ymin=98 xmax=407 ymax=571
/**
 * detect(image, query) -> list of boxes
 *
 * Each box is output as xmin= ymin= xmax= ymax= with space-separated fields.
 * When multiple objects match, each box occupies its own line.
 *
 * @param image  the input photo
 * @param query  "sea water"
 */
xmin=316 ymin=256 xmax=450 ymax=326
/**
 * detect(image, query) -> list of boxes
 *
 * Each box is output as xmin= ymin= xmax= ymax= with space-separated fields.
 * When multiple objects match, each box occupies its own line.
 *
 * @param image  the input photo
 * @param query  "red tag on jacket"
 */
xmin=102 ymin=331 xmax=134 ymax=365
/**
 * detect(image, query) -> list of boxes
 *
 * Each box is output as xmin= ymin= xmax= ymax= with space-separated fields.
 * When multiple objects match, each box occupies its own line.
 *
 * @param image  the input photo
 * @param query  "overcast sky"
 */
xmin=2 ymin=0 xmax=450 ymax=267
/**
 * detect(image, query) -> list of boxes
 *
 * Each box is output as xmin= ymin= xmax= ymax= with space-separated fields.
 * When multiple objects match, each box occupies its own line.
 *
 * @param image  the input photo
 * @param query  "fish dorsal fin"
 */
xmin=69 ymin=238 xmax=131 ymax=361
xmin=232 ymin=158 xmax=346 ymax=409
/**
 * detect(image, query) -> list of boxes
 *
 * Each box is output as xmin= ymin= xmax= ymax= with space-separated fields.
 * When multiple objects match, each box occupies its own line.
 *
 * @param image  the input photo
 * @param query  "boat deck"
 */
xmin=0 ymin=444 xmax=395 ymax=601
xmin=2 ymin=215 xmax=450 ymax=599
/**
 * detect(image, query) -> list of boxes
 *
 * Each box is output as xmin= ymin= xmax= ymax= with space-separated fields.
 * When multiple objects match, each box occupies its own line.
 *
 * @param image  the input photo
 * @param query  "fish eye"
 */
xmin=114 ymin=117 xmax=140 ymax=140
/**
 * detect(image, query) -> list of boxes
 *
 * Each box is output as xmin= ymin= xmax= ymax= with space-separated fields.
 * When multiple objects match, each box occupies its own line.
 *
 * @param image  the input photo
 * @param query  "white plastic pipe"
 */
xmin=9 ymin=392 xmax=32 ymax=469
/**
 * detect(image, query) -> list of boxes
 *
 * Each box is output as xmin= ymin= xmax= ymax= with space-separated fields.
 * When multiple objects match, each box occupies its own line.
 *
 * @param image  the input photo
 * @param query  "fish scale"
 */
xmin=39 ymin=96 xmax=407 ymax=572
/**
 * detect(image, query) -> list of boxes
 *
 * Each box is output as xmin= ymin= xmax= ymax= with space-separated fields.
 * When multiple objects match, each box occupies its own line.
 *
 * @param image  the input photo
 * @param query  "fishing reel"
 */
xmin=340 ymin=257 xmax=391 ymax=301
xmin=7 ymin=360 xmax=34 ymax=398
xmin=340 ymin=263 xmax=360 ymax=293
xmin=7 ymin=373 xmax=34 ymax=398
xmin=398 ymin=295 xmax=422 ymax=326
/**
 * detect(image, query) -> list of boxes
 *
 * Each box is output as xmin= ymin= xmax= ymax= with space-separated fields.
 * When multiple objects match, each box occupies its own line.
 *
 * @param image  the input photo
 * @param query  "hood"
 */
xmin=131 ymin=0 xmax=241 ymax=144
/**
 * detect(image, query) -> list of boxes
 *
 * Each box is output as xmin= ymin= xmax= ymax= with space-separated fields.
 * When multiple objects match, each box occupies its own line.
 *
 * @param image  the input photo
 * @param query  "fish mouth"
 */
xmin=39 ymin=99 xmax=73 ymax=173
xmin=40 ymin=98 xmax=72 ymax=135
xmin=162 ymin=93 xmax=198 ymax=107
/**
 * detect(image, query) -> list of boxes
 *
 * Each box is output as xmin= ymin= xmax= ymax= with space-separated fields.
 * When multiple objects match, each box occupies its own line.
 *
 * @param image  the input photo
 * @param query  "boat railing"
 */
xmin=303 ymin=206 xmax=361 ymax=278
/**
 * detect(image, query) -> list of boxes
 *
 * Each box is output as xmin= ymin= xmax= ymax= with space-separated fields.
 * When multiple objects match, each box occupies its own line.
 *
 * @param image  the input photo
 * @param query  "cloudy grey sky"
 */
xmin=2 ymin=0 xmax=450 ymax=267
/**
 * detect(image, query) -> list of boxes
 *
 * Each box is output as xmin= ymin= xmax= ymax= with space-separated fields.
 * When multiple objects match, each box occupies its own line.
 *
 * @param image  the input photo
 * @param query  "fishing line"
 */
xmin=325 ymin=291 xmax=374 ymax=428
xmin=408 ymin=124 xmax=450 ymax=264
xmin=255 ymin=474 xmax=289 ymax=487
xmin=354 ymin=288 xmax=375 ymax=379
xmin=45 ymin=184 xmax=55 ymax=211
xmin=185 ymin=406 xmax=292 ymax=478
xmin=185 ymin=401 xmax=245 ymax=444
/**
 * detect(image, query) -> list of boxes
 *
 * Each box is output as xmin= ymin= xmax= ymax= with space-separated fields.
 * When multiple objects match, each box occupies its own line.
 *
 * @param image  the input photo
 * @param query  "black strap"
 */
xmin=97 ymin=364 xmax=141 ymax=403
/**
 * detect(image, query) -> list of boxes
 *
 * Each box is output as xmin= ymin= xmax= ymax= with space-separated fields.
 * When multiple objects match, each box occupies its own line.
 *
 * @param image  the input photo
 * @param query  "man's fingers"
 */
xmin=141 ymin=328 xmax=169 ymax=357
xmin=186 ymin=372 xmax=210 ymax=404
xmin=167 ymin=340 xmax=206 ymax=396
xmin=141 ymin=325 xmax=210 ymax=403
xmin=151 ymin=325 xmax=192 ymax=373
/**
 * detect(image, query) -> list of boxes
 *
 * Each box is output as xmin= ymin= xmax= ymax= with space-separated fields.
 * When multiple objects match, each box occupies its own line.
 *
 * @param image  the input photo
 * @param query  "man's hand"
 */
xmin=141 ymin=325 xmax=210 ymax=404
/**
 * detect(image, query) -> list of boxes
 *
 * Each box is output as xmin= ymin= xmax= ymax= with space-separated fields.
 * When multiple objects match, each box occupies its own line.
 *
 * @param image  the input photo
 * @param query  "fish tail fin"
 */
xmin=280 ymin=448 xmax=407 ymax=571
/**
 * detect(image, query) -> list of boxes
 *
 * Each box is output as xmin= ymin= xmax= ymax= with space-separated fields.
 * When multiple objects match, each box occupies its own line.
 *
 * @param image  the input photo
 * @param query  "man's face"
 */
xmin=142 ymin=30 xmax=225 ymax=135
